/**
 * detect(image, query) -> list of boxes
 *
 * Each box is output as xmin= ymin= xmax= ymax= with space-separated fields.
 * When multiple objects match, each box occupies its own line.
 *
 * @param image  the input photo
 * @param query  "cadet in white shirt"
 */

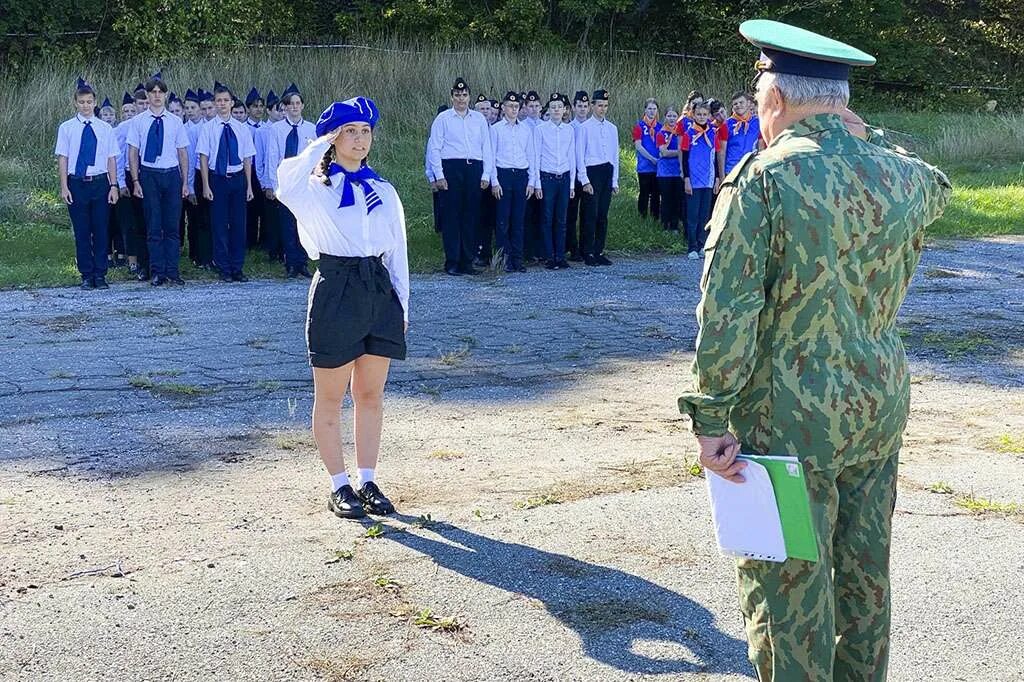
xmin=181 ymin=89 xmax=205 ymax=267
xmin=55 ymin=78 xmax=120 ymax=289
xmin=127 ymin=76 xmax=191 ymax=286
xmin=426 ymin=77 xmax=493 ymax=276
xmin=244 ymin=87 xmax=266 ymax=250
xmin=576 ymin=88 xmax=619 ymax=266
xmin=521 ymin=90 xmax=544 ymax=262
xmin=264 ymin=85 xmax=317 ymax=278
xmin=113 ymin=91 xmax=145 ymax=278
xmin=256 ymin=90 xmax=284 ymax=263
xmin=566 ymin=90 xmax=591 ymax=261
xmin=531 ymin=92 xmax=577 ymax=270
xmin=197 ymin=84 xmax=256 ymax=283
xmin=489 ymin=91 xmax=535 ymax=273
xmin=276 ymin=97 xmax=408 ymax=522
xmin=472 ymin=93 xmax=497 ymax=266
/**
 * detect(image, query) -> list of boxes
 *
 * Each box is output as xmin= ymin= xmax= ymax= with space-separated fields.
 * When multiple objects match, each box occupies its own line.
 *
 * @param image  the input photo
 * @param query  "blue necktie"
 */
xmin=76 ymin=120 xmax=97 ymax=177
xmin=327 ymin=162 xmax=383 ymax=213
xmin=144 ymin=115 xmax=163 ymax=163
xmin=215 ymin=122 xmax=240 ymax=175
xmin=285 ymin=124 xmax=299 ymax=158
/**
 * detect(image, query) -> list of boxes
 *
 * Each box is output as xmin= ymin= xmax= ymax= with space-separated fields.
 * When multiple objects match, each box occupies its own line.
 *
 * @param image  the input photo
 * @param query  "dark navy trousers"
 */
xmin=581 ymin=163 xmax=613 ymax=258
xmin=279 ymin=202 xmax=306 ymax=270
xmin=209 ymin=172 xmax=248 ymax=276
xmin=139 ymin=167 xmax=182 ymax=278
xmin=494 ymin=167 xmax=528 ymax=267
xmin=439 ymin=158 xmax=482 ymax=271
xmin=67 ymin=176 xmax=110 ymax=281
xmin=540 ymin=171 xmax=571 ymax=263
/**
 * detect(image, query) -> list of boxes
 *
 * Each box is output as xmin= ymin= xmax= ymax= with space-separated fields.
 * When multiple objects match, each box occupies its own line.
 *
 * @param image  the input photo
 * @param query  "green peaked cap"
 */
xmin=740 ymin=19 xmax=875 ymax=82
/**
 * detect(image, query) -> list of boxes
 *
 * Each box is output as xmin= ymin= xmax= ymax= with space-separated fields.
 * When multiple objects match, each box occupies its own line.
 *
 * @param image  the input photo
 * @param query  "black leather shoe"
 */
xmin=459 ymin=266 xmax=480 ymax=276
xmin=545 ymin=260 xmax=557 ymax=270
xmin=568 ymin=253 xmax=584 ymax=262
xmin=357 ymin=481 xmax=396 ymax=516
xmin=327 ymin=485 xmax=366 ymax=519
xmin=445 ymin=267 xmax=463 ymax=276
xmin=472 ymin=257 xmax=488 ymax=268
xmin=297 ymin=267 xmax=313 ymax=278
xmin=80 ymin=278 xmax=95 ymax=290
xmin=150 ymin=275 xmax=165 ymax=286
xmin=286 ymin=267 xmax=298 ymax=279
xmin=94 ymin=278 xmax=110 ymax=289
xmin=168 ymin=276 xmax=185 ymax=285
xmin=219 ymin=273 xmax=233 ymax=283
xmin=584 ymin=256 xmax=599 ymax=266
xmin=232 ymin=272 xmax=249 ymax=282
xmin=596 ymin=254 xmax=613 ymax=266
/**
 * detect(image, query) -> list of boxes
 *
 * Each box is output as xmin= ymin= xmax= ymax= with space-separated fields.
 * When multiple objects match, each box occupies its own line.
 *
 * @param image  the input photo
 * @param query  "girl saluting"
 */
xmin=277 ymin=97 xmax=409 ymax=520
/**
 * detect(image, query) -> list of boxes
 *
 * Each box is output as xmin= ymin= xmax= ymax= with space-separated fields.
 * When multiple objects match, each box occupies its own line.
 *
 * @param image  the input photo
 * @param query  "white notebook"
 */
xmin=706 ymin=460 xmax=787 ymax=563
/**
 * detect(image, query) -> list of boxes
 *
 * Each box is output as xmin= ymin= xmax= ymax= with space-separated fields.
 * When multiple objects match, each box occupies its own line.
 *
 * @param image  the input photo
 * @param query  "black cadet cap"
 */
xmin=490 ymin=99 xmax=500 ymax=110
xmin=503 ymin=91 xmax=521 ymax=103
xmin=526 ymin=90 xmax=540 ymax=102
xmin=573 ymin=90 xmax=589 ymax=104
xmin=475 ymin=93 xmax=488 ymax=104
xmin=592 ymin=89 xmax=609 ymax=101
xmin=452 ymin=77 xmax=469 ymax=93
xmin=548 ymin=92 xmax=568 ymax=105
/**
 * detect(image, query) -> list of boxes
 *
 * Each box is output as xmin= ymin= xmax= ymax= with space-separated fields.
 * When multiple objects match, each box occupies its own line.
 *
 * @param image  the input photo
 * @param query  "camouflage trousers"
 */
xmin=736 ymin=452 xmax=899 ymax=681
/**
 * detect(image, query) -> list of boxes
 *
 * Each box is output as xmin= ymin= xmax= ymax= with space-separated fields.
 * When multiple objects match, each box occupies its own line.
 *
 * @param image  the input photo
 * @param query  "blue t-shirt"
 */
xmin=722 ymin=115 xmax=761 ymax=174
xmin=632 ymin=119 xmax=661 ymax=174
xmin=682 ymin=122 xmax=717 ymax=189
xmin=655 ymin=129 xmax=680 ymax=178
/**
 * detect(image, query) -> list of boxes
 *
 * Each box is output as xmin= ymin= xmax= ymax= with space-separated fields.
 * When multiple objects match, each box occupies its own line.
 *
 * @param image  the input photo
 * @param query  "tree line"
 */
xmin=3 ymin=1 xmax=1021 ymax=106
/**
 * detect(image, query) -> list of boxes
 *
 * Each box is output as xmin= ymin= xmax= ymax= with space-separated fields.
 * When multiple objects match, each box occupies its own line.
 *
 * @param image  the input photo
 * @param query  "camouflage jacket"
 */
xmin=677 ymin=113 xmax=952 ymax=471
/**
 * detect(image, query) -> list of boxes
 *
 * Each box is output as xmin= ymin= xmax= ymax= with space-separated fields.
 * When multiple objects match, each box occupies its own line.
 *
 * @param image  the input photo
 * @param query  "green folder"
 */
xmin=739 ymin=455 xmax=819 ymax=562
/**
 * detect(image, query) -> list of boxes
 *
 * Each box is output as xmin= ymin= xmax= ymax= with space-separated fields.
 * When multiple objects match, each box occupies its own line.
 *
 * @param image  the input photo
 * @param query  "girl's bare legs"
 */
xmin=312 ymin=362 xmax=355 ymax=475
xmin=350 ymin=354 xmax=392 ymax=470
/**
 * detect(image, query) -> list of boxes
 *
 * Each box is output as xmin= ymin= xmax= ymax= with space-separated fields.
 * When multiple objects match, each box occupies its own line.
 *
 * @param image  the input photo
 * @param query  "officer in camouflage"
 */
xmin=677 ymin=20 xmax=952 ymax=681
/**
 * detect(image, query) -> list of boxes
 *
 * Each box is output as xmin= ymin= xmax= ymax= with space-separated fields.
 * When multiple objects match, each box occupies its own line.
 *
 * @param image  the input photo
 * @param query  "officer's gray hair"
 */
xmin=759 ymin=72 xmax=850 ymax=109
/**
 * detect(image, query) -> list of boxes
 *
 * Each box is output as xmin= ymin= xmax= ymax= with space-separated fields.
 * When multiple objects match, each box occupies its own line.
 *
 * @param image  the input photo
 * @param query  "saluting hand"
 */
xmin=697 ymin=432 xmax=747 ymax=483
xmin=492 ymin=184 xmax=503 ymax=200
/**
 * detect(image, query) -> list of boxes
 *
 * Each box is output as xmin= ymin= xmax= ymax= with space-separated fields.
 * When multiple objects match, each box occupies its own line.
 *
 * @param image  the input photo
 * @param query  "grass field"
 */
xmin=1 ymin=45 xmax=1022 ymax=289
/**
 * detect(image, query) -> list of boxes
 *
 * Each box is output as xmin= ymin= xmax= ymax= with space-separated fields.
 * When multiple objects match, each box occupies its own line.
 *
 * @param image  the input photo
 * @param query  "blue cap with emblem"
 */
xmin=316 ymin=97 xmax=380 ymax=137
xmin=740 ymin=19 xmax=875 ymax=83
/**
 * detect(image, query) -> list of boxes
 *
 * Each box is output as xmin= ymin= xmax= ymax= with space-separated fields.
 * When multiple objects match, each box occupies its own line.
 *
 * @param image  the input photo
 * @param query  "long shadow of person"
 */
xmin=374 ymin=514 xmax=753 ymax=677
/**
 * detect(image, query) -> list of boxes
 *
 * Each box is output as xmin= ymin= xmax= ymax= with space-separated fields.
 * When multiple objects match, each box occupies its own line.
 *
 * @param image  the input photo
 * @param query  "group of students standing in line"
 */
xmin=424 ymin=81 xmax=762 ymax=275
xmin=55 ymin=73 xmax=320 ymax=289
xmin=631 ymin=90 xmax=762 ymax=259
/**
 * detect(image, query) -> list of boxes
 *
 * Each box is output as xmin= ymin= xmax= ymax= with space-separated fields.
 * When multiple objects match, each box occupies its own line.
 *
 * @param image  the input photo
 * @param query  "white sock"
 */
xmin=358 ymin=468 xmax=375 ymax=486
xmin=330 ymin=471 xmax=350 ymax=492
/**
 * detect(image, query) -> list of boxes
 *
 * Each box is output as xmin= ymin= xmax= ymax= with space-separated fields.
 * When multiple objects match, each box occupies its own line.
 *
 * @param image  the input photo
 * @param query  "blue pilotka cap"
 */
xmin=245 ymin=87 xmax=262 ymax=106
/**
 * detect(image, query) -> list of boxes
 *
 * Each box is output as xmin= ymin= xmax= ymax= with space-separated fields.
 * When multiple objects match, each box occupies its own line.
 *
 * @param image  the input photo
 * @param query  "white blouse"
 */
xmin=276 ymin=136 xmax=410 ymax=322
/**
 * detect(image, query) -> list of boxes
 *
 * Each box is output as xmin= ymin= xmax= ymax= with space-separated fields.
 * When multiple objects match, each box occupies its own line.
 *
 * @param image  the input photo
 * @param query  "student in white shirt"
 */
xmin=113 ymin=92 xmax=145 ymax=278
xmin=264 ymin=85 xmax=317 ymax=278
xmin=127 ymin=76 xmax=190 ymax=286
xmin=276 ymin=97 xmax=409 ymax=521
xmin=181 ymin=89 xmax=205 ymax=267
xmin=531 ymin=92 xmax=577 ymax=270
xmin=489 ymin=91 xmax=535 ymax=273
xmin=55 ymin=78 xmax=120 ymax=289
xmin=576 ymin=88 xmax=620 ymax=266
xmin=256 ymin=90 xmax=284 ymax=263
xmin=244 ymin=87 xmax=266 ymax=251
xmin=197 ymin=84 xmax=256 ymax=282
xmin=426 ymin=77 xmax=493 ymax=276
xmin=566 ymin=90 xmax=591 ymax=261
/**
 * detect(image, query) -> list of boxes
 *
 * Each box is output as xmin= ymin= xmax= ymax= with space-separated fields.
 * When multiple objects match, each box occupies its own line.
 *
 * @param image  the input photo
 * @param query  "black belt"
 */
xmin=498 ymin=167 xmax=528 ymax=174
xmin=68 ymin=174 xmax=105 ymax=183
xmin=140 ymin=166 xmax=179 ymax=174
xmin=319 ymin=254 xmax=390 ymax=293
xmin=443 ymin=158 xmax=482 ymax=165
xmin=215 ymin=171 xmax=242 ymax=179
xmin=541 ymin=171 xmax=570 ymax=180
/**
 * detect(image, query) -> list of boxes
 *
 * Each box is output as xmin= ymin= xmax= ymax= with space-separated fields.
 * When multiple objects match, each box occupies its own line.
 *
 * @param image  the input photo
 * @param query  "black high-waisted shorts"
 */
xmin=305 ymin=254 xmax=407 ymax=368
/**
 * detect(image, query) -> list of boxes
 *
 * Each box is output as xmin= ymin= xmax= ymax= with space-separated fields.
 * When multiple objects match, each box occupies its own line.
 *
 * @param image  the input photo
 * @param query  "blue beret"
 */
xmin=316 ymin=97 xmax=380 ymax=137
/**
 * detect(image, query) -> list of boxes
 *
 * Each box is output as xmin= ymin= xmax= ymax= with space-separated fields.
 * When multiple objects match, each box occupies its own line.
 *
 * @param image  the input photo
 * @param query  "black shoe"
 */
xmin=445 ymin=267 xmax=463 ymax=277
xmin=459 ymin=266 xmax=480 ymax=276
xmin=327 ymin=485 xmax=366 ymax=519
xmin=556 ymin=260 xmax=570 ymax=269
xmin=357 ymin=481 xmax=396 ymax=516
xmin=168 ymin=276 xmax=185 ymax=285
xmin=584 ymin=256 xmax=599 ymax=266
xmin=136 ymin=270 xmax=149 ymax=282
xmin=516 ymin=265 xmax=527 ymax=273
xmin=150 ymin=275 xmax=165 ymax=286
xmin=568 ymin=253 xmax=583 ymax=262
xmin=472 ymin=257 xmax=488 ymax=268
xmin=596 ymin=254 xmax=613 ymax=266
xmin=80 ymin=277 xmax=95 ymax=290
xmin=217 ymin=272 xmax=231 ymax=283
xmin=94 ymin=278 xmax=109 ymax=289
xmin=231 ymin=272 xmax=249 ymax=282
xmin=297 ymin=267 xmax=313 ymax=279
xmin=545 ymin=260 xmax=557 ymax=270
xmin=286 ymin=267 xmax=298 ymax=279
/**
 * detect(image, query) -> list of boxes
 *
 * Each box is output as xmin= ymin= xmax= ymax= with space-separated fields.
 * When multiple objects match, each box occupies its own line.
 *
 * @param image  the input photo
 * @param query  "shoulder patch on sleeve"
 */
xmin=722 ymin=151 xmax=757 ymax=186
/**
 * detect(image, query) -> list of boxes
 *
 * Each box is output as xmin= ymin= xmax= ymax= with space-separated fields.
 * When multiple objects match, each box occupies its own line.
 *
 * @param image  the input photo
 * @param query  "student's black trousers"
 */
xmin=637 ymin=171 xmax=660 ymax=219
xmin=439 ymin=158 xmax=482 ymax=271
xmin=566 ymin=178 xmax=584 ymax=257
xmin=581 ymin=163 xmax=613 ymax=258
xmin=657 ymin=176 xmax=683 ymax=232
xmin=139 ymin=167 xmax=183 ymax=278
xmin=67 ymin=176 xmax=110 ymax=280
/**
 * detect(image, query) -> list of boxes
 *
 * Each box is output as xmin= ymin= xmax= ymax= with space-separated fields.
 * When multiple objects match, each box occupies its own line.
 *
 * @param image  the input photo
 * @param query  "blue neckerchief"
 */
xmin=327 ymin=162 xmax=383 ymax=213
